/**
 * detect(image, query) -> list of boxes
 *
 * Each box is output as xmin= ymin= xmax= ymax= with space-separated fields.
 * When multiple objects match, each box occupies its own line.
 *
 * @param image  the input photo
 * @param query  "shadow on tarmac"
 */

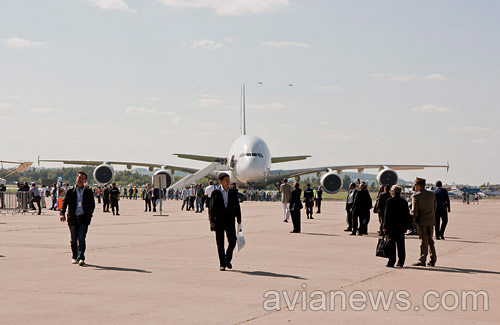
xmin=406 ymin=266 xmax=500 ymax=275
xmin=232 ymin=270 xmax=307 ymax=280
xmin=300 ymin=232 xmax=338 ymax=237
xmin=86 ymin=264 xmax=152 ymax=273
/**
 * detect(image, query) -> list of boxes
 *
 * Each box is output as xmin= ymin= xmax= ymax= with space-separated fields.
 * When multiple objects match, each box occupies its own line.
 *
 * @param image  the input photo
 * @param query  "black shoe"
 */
xmin=412 ymin=262 xmax=426 ymax=266
xmin=350 ymin=232 xmax=356 ymax=236
xmin=427 ymin=261 xmax=436 ymax=267
xmin=283 ymin=220 xmax=288 ymax=223
xmin=441 ymin=235 xmax=445 ymax=240
xmin=436 ymin=237 xmax=441 ymax=240
xmin=396 ymin=264 xmax=404 ymax=268
xmin=226 ymin=262 xmax=232 ymax=269
xmin=310 ymin=217 xmax=314 ymax=219
xmin=344 ymin=228 xmax=352 ymax=232
xmin=116 ymin=213 xmax=120 ymax=216
xmin=219 ymin=266 xmax=226 ymax=271
xmin=385 ymin=264 xmax=394 ymax=268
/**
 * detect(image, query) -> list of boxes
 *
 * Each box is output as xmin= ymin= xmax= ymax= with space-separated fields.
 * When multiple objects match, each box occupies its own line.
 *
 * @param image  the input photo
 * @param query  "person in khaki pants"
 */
xmin=411 ymin=177 xmax=437 ymax=267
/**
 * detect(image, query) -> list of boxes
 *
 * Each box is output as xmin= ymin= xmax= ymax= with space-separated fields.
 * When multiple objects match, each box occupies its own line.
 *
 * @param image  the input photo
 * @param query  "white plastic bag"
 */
xmin=237 ymin=224 xmax=245 ymax=252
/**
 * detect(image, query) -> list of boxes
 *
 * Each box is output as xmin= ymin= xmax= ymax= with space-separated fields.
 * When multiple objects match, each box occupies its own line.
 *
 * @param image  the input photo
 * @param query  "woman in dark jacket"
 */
xmin=382 ymin=185 xmax=412 ymax=267
xmin=289 ymin=183 xmax=303 ymax=233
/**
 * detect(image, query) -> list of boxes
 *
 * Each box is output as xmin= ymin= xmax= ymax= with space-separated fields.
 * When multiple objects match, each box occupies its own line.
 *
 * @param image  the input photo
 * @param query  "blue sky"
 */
xmin=1 ymin=0 xmax=499 ymax=185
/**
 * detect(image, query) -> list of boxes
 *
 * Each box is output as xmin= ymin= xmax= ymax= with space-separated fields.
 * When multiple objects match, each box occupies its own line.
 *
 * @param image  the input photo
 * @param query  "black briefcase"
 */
xmin=376 ymin=235 xmax=390 ymax=258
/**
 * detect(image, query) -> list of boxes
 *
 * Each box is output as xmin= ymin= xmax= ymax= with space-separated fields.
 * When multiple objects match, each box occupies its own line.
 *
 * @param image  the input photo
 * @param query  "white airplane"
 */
xmin=40 ymin=86 xmax=449 ymax=193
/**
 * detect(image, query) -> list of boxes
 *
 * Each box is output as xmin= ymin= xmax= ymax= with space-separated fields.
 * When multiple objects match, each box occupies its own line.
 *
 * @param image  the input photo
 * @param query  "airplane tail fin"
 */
xmin=240 ymin=84 xmax=246 ymax=135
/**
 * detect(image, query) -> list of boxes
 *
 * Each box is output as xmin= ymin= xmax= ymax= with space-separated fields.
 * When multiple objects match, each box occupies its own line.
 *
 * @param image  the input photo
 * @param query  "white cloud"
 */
xmin=191 ymin=98 xmax=224 ymax=107
xmin=423 ymin=73 xmax=446 ymax=81
xmin=412 ymin=104 xmax=451 ymax=113
xmin=248 ymin=103 xmax=286 ymax=110
xmin=124 ymin=106 xmax=155 ymax=115
xmin=148 ymin=96 xmax=158 ymax=101
xmin=0 ymin=94 xmax=22 ymax=100
xmin=192 ymin=39 xmax=224 ymax=50
xmin=447 ymin=126 xmax=491 ymax=133
xmin=29 ymin=107 xmax=58 ymax=113
xmin=223 ymin=37 xmax=235 ymax=43
xmin=261 ymin=41 xmax=311 ymax=49
xmin=313 ymin=85 xmax=342 ymax=91
xmin=0 ymin=115 xmax=12 ymax=122
xmin=157 ymin=0 xmax=290 ymax=16
xmin=159 ymin=110 xmax=176 ymax=116
xmin=2 ymin=37 xmax=45 ymax=49
xmin=371 ymin=73 xmax=446 ymax=82
xmin=0 ymin=102 xmax=12 ymax=109
xmin=88 ymin=0 xmax=136 ymax=13
xmin=318 ymin=121 xmax=328 ymax=127
xmin=171 ymin=116 xmax=188 ymax=124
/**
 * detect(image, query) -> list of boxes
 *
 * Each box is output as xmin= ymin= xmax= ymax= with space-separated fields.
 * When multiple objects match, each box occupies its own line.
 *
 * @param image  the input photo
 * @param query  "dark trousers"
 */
xmin=435 ymin=207 xmax=448 ymax=237
xmin=291 ymin=208 xmax=301 ymax=232
xmin=31 ymin=196 xmax=41 ymax=214
xmin=316 ymin=199 xmax=322 ymax=213
xmin=346 ymin=203 xmax=353 ymax=229
xmin=352 ymin=211 xmax=369 ymax=234
xmin=103 ymin=200 xmax=109 ymax=212
xmin=386 ymin=232 xmax=406 ymax=267
xmin=215 ymin=223 xmax=237 ymax=267
xmin=111 ymin=199 xmax=119 ymax=214
xmin=189 ymin=197 xmax=195 ymax=210
xmin=69 ymin=223 xmax=89 ymax=261
xmin=145 ymin=198 xmax=151 ymax=211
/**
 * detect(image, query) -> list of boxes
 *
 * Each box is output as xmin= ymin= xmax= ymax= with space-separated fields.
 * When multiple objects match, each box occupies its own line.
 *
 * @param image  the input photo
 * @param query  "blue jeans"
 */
xmin=69 ymin=223 xmax=89 ymax=261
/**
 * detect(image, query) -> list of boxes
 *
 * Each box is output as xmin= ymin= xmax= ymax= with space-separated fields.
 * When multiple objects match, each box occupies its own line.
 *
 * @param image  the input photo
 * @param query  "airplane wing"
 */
xmin=39 ymin=159 xmax=200 ymax=174
xmin=271 ymin=155 xmax=311 ymax=163
xmin=267 ymin=163 xmax=449 ymax=184
xmin=173 ymin=154 xmax=226 ymax=163
xmin=0 ymin=161 xmax=33 ymax=177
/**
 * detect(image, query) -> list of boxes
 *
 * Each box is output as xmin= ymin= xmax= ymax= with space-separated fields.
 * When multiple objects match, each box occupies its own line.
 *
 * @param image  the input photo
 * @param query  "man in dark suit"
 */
xmin=351 ymin=182 xmax=372 ymax=235
xmin=289 ymin=182 xmax=303 ymax=233
xmin=103 ymin=185 xmax=110 ymax=212
xmin=382 ymin=185 xmax=412 ymax=268
xmin=374 ymin=185 xmax=391 ymax=236
xmin=209 ymin=173 xmax=242 ymax=271
xmin=315 ymin=186 xmax=323 ymax=214
xmin=345 ymin=182 xmax=356 ymax=232
xmin=59 ymin=172 xmax=96 ymax=266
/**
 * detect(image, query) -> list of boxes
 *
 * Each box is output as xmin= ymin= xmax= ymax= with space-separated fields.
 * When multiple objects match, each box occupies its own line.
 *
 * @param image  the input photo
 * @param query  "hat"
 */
xmin=218 ymin=173 xmax=230 ymax=181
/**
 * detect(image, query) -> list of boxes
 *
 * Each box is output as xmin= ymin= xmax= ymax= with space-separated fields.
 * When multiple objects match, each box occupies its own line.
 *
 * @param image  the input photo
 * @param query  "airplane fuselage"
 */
xmin=226 ymin=135 xmax=271 ymax=188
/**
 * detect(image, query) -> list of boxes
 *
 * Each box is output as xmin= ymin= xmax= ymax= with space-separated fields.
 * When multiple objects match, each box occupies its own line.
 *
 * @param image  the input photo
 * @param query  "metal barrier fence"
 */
xmin=0 ymin=191 xmax=30 ymax=215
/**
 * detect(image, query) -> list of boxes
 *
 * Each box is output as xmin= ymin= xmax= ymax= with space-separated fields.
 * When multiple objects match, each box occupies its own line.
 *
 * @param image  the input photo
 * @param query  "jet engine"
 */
xmin=320 ymin=172 xmax=343 ymax=194
xmin=93 ymin=164 xmax=115 ymax=185
xmin=153 ymin=169 xmax=173 ymax=188
xmin=376 ymin=168 xmax=398 ymax=186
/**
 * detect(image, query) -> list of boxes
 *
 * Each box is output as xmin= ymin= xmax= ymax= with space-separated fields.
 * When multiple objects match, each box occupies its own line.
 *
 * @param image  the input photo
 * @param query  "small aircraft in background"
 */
xmin=483 ymin=188 xmax=500 ymax=197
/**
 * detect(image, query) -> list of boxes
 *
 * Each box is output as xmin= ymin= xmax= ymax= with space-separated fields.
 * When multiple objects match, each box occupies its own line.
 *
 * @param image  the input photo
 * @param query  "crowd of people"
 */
xmin=2 ymin=173 xmax=455 ymax=272
xmin=342 ymin=177 xmax=451 ymax=268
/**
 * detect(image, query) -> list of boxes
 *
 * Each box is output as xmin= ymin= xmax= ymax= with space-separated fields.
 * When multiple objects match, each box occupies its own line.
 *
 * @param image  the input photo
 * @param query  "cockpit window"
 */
xmin=242 ymin=152 xmax=263 ymax=157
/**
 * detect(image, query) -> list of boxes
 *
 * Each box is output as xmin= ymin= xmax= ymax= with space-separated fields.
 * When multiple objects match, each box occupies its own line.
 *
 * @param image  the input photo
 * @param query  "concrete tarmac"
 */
xmin=1 ymin=198 xmax=498 ymax=324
